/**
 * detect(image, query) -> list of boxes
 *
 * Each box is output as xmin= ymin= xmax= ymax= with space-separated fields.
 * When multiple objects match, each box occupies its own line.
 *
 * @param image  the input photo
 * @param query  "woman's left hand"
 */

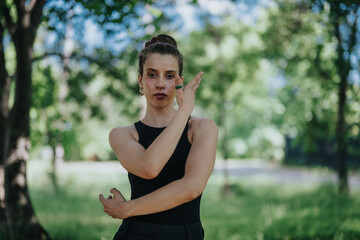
xmin=99 ymin=188 xmax=127 ymax=219
xmin=175 ymin=72 xmax=203 ymax=114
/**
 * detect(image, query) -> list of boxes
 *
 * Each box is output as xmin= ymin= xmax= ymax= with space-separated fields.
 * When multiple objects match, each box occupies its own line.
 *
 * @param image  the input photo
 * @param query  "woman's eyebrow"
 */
xmin=146 ymin=68 xmax=177 ymax=74
xmin=146 ymin=68 xmax=158 ymax=72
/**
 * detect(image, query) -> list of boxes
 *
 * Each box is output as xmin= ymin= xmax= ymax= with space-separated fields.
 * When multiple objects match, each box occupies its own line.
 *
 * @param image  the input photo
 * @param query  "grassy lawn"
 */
xmin=28 ymin=160 xmax=360 ymax=240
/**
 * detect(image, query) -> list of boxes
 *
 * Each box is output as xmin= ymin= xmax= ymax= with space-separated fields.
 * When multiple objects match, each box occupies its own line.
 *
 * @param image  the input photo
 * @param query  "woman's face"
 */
xmin=139 ymin=53 xmax=183 ymax=108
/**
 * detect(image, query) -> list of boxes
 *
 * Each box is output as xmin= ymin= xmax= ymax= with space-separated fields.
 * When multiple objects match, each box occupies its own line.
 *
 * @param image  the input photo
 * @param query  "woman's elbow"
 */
xmin=142 ymin=165 xmax=161 ymax=179
xmin=187 ymin=189 xmax=202 ymax=200
xmin=184 ymin=184 xmax=203 ymax=201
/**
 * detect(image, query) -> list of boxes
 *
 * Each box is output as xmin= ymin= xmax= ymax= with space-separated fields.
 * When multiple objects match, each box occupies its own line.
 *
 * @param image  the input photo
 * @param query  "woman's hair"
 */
xmin=138 ymin=34 xmax=183 ymax=77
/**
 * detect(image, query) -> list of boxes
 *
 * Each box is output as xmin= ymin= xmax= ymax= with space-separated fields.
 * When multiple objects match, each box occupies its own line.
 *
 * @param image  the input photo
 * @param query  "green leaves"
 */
xmin=26 ymin=0 xmax=160 ymax=160
xmin=261 ymin=0 xmax=360 ymax=167
xmin=181 ymin=17 xmax=284 ymax=160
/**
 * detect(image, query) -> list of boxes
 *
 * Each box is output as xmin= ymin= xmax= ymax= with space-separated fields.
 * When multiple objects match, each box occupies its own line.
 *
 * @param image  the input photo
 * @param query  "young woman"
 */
xmin=99 ymin=34 xmax=218 ymax=240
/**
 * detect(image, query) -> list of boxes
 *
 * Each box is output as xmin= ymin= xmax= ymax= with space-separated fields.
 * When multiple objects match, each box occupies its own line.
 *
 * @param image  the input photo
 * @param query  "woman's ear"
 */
xmin=138 ymin=74 xmax=143 ymax=88
xmin=138 ymin=74 xmax=145 ymax=96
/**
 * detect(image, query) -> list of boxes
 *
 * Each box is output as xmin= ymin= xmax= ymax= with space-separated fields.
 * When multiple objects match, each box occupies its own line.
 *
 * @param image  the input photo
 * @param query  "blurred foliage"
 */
xmin=29 ymin=0 xmax=163 ymax=161
xmin=181 ymin=17 xmax=285 ymax=161
xmin=260 ymin=0 xmax=360 ymax=167
xmin=23 ymin=0 xmax=360 ymax=166
xmin=261 ymin=0 xmax=338 ymax=164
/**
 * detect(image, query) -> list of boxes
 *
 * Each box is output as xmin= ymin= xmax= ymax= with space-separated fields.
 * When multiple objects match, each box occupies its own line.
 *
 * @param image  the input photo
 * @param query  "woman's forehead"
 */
xmin=144 ymin=53 xmax=179 ymax=72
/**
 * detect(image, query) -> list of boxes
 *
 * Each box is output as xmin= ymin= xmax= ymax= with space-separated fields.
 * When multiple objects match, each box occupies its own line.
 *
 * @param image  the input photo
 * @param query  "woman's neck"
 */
xmin=141 ymin=105 xmax=177 ymax=128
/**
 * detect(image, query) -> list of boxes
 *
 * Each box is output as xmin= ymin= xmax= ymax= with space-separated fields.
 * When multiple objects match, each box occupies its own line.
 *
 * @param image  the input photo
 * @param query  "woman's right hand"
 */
xmin=99 ymin=188 xmax=128 ymax=219
xmin=175 ymin=71 xmax=203 ymax=114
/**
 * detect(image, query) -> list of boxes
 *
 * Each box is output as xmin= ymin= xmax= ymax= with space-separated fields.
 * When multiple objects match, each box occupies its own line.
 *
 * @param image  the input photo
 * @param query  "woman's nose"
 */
xmin=155 ymin=77 xmax=166 ymax=88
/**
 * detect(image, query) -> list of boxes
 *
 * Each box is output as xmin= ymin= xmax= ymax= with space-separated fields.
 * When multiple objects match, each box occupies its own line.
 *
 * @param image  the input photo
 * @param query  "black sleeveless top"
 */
xmin=127 ymin=120 xmax=202 ymax=225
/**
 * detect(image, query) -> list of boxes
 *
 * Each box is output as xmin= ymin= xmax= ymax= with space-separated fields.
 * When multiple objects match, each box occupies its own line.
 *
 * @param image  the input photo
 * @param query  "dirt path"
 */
xmin=213 ymin=159 xmax=360 ymax=190
xmin=63 ymin=160 xmax=360 ymax=190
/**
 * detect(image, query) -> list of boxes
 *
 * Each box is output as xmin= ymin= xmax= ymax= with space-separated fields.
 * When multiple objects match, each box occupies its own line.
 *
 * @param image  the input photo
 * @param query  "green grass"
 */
xmin=28 ymin=160 xmax=360 ymax=240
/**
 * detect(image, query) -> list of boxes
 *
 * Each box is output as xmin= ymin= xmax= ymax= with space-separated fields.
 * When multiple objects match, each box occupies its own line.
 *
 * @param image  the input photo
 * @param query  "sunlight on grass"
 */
xmin=28 ymin=160 xmax=360 ymax=240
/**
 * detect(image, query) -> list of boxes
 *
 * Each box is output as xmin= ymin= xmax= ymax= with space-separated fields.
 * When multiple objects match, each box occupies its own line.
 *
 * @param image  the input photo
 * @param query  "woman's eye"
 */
xmin=148 ymin=73 xmax=156 ymax=78
xmin=166 ymin=75 xmax=175 ymax=79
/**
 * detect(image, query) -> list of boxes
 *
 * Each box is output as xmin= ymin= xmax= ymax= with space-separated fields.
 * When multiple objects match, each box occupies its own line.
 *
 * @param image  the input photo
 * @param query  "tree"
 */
xmin=261 ymin=0 xmax=360 ymax=194
xmin=323 ymin=0 xmax=360 ymax=194
xmin=261 ymin=0 xmax=339 ymax=165
xmin=0 ymin=12 xmax=12 ymax=237
xmin=29 ymin=0 xmax=166 ymax=162
xmin=0 ymin=1 xmax=50 ymax=238
xmin=0 ymin=0 xmax=157 ymax=238
xmin=181 ymin=16 xmax=282 ymax=194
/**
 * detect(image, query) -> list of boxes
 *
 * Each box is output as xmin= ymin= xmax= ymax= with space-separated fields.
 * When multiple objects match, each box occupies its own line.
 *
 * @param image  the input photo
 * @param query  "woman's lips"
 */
xmin=154 ymin=93 xmax=166 ymax=99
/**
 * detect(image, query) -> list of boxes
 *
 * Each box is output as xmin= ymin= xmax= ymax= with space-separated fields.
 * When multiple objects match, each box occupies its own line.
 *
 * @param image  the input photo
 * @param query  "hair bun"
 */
xmin=145 ymin=34 xmax=178 ymax=48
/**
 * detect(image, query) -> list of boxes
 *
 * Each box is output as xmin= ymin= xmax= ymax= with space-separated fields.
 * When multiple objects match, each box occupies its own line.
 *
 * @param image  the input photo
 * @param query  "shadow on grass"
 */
xmin=201 ymin=181 xmax=360 ymax=240
xmin=30 ymin=187 xmax=121 ymax=240
xmin=261 ymin=185 xmax=360 ymax=240
xmin=29 ymin=169 xmax=128 ymax=240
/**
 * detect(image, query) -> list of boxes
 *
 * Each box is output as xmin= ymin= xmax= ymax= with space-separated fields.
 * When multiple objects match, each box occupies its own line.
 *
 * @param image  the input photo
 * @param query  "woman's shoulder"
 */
xmin=188 ymin=117 xmax=218 ymax=138
xmin=109 ymin=124 xmax=139 ymax=143
xmin=189 ymin=117 xmax=217 ymax=129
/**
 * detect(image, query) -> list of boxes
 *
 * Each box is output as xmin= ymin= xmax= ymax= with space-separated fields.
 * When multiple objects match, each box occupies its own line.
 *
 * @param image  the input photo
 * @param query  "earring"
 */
xmin=139 ymin=87 xmax=144 ymax=96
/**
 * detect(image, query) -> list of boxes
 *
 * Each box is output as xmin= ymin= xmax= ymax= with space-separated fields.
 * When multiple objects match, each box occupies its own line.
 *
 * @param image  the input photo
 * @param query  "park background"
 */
xmin=0 ymin=0 xmax=360 ymax=239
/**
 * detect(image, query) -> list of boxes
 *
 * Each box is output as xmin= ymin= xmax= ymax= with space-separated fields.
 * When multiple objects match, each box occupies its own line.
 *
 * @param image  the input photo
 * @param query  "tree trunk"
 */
xmin=333 ymin=11 xmax=349 ymax=195
xmin=335 ymin=65 xmax=348 ymax=194
xmin=213 ymin=34 xmax=231 ymax=196
xmin=49 ymin=143 xmax=62 ymax=194
xmin=3 ymin=1 xmax=51 ymax=239
xmin=218 ymin=108 xmax=231 ymax=195
xmin=0 ymin=20 xmax=12 ymax=239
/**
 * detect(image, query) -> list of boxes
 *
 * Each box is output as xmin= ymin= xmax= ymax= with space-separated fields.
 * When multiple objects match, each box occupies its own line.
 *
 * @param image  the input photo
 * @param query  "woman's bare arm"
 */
xmin=100 ymin=118 xmax=218 ymax=218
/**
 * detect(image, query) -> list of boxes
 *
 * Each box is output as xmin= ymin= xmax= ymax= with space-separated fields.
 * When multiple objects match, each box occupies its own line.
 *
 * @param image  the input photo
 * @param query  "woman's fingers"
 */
xmin=175 ymin=72 xmax=203 ymax=109
xmin=175 ymin=75 xmax=184 ymax=105
xmin=111 ymin=188 xmax=126 ymax=201
xmin=99 ymin=194 xmax=106 ymax=203
xmin=175 ymin=74 xmax=183 ymax=88
xmin=186 ymin=72 xmax=203 ymax=90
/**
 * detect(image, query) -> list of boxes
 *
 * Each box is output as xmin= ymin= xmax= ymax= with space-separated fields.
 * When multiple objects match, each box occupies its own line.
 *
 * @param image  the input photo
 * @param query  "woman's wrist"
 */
xmin=177 ymin=104 xmax=193 ymax=117
xmin=122 ymin=201 xmax=134 ymax=219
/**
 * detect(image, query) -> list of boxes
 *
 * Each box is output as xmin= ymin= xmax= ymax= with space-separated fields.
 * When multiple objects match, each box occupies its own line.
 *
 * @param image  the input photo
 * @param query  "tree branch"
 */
xmin=0 ymin=21 xmax=9 ymax=79
xmin=13 ymin=0 xmax=24 ymax=15
xmin=32 ymin=51 xmax=111 ymax=64
xmin=0 ymin=2 xmax=16 ymax=39
xmin=28 ymin=0 xmax=38 ymax=11
xmin=29 ymin=0 xmax=46 ymax=38
xmin=13 ymin=0 xmax=25 ymax=21
xmin=32 ymin=52 xmax=65 ymax=63
xmin=71 ymin=52 xmax=122 ymax=76
xmin=0 ymin=20 xmax=11 ymax=114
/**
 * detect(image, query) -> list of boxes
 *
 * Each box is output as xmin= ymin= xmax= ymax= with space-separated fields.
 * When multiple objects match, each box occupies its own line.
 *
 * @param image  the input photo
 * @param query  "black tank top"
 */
xmin=127 ymin=120 xmax=202 ymax=225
